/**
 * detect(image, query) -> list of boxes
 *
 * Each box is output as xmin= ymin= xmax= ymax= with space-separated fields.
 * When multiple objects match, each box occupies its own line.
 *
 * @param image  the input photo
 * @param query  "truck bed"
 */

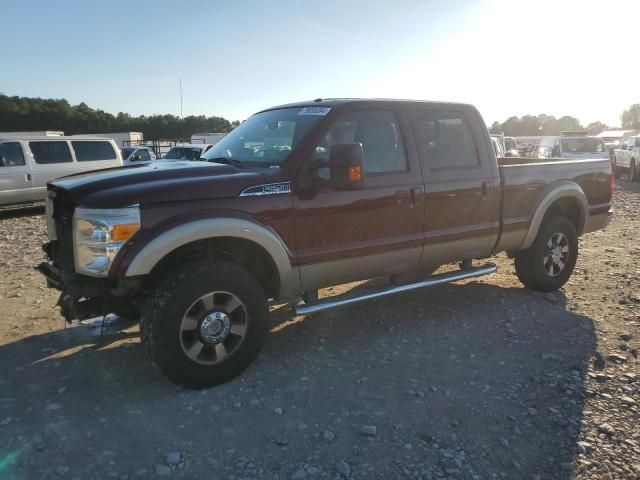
xmin=495 ymin=157 xmax=612 ymax=253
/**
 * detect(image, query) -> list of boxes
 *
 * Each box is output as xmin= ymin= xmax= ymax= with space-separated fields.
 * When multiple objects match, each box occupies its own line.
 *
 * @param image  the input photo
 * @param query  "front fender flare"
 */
xmin=124 ymin=218 xmax=300 ymax=299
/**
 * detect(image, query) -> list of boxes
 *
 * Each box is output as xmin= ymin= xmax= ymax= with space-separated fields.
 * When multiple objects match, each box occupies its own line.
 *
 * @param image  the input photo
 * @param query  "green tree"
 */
xmin=586 ymin=121 xmax=608 ymax=135
xmin=621 ymin=104 xmax=640 ymax=130
xmin=0 ymin=94 xmax=237 ymax=140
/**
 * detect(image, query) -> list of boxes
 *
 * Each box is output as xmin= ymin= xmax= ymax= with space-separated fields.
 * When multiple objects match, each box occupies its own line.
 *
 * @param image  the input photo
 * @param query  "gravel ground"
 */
xmin=0 ymin=180 xmax=638 ymax=480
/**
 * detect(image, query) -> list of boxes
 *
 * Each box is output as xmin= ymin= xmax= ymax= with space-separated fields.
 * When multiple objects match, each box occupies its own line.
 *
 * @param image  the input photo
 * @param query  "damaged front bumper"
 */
xmin=36 ymin=261 xmax=141 ymax=323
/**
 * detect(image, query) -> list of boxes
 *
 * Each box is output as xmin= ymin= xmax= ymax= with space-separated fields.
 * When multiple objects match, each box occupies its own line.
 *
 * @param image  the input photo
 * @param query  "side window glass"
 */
xmin=139 ymin=149 xmax=151 ymax=161
xmin=0 ymin=142 xmax=26 ymax=167
xmin=71 ymin=141 xmax=117 ymax=161
xmin=29 ymin=141 xmax=73 ymax=164
xmin=313 ymin=110 xmax=407 ymax=178
xmin=414 ymin=111 xmax=479 ymax=170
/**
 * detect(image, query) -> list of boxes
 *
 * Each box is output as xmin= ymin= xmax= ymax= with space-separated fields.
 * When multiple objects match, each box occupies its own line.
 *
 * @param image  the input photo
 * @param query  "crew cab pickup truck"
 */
xmin=612 ymin=135 xmax=640 ymax=181
xmin=38 ymin=99 xmax=613 ymax=388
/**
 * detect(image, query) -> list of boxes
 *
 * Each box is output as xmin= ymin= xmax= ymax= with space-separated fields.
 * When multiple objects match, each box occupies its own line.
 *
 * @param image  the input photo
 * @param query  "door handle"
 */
xmin=409 ymin=187 xmax=422 ymax=204
xmin=481 ymin=181 xmax=490 ymax=198
xmin=396 ymin=190 xmax=410 ymax=203
xmin=25 ymin=173 xmax=31 ymax=181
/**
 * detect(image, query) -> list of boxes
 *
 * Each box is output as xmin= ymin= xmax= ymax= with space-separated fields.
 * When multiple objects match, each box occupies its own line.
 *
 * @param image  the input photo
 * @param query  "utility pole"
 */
xmin=179 ymin=78 xmax=183 ymax=120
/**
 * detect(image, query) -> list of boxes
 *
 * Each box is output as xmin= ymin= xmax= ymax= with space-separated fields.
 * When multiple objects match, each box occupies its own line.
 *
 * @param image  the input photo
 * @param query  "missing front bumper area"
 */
xmin=36 ymin=262 xmax=142 ymax=323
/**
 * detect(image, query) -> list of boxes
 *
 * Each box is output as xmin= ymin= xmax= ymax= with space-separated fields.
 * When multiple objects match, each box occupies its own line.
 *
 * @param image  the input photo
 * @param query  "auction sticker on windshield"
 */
xmin=298 ymin=106 xmax=331 ymax=116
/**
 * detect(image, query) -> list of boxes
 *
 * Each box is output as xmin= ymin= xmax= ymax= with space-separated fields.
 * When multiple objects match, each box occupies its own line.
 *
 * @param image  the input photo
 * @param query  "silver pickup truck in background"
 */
xmin=612 ymin=135 xmax=640 ymax=181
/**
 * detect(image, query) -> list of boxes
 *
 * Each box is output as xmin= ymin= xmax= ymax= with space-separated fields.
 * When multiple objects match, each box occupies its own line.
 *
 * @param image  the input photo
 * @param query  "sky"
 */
xmin=1 ymin=0 xmax=638 ymax=127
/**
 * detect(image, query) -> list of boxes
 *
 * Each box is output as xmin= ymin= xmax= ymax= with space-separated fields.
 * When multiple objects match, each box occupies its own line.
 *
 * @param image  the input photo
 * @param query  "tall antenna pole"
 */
xmin=179 ymin=78 xmax=183 ymax=120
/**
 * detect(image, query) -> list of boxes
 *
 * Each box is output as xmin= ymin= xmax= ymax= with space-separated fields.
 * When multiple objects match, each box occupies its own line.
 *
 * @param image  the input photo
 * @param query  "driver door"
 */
xmin=293 ymin=108 xmax=425 ymax=291
xmin=0 ymin=141 xmax=34 ymax=205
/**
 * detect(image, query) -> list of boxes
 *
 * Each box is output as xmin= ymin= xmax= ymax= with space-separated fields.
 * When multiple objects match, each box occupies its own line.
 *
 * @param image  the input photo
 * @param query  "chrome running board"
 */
xmin=294 ymin=264 xmax=496 ymax=316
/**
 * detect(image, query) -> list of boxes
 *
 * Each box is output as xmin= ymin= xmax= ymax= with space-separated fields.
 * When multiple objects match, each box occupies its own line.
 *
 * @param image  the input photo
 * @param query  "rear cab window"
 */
xmin=0 ymin=142 xmax=26 ymax=167
xmin=29 ymin=141 xmax=73 ymax=164
xmin=71 ymin=141 xmax=117 ymax=161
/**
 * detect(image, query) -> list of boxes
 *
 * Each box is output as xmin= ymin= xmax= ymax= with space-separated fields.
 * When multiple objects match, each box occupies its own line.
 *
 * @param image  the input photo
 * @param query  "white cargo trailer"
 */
xmin=191 ymin=132 xmax=225 ymax=145
xmin=74 ymin=132 xmax=144 ymax=148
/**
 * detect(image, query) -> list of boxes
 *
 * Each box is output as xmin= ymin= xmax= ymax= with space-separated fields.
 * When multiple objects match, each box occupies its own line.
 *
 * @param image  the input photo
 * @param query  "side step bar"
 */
xmin=294 ymin=264 xmax=496 ymax=316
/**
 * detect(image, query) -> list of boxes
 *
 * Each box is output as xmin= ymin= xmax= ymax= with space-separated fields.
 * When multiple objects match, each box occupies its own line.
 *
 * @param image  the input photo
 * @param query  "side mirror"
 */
xmin=329 ymin=143 xmax=365 ymax=190
xmin=0 ymin=155 xmax=6 ymax=167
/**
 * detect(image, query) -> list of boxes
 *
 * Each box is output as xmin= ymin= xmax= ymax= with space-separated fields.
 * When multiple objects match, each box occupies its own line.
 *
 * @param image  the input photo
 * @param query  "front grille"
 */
xmin=47 ymin=188 xmax=75 ymax=271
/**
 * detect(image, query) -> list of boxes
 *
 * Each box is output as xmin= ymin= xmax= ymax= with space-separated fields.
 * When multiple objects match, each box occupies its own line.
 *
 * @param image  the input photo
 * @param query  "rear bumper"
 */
xmin=583 ymin=208 xmax=613 ymax=234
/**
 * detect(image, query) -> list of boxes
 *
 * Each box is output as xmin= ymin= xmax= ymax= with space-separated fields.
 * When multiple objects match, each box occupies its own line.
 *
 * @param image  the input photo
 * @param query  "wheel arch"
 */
xmin=125 ymin=218 xmax=300 ymax=300
xmin=521 ymin=181 xmax=588 ymax=249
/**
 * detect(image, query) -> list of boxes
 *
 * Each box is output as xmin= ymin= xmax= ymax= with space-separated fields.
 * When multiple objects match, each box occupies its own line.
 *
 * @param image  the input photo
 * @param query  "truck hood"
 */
xmin=50 ymin=160 xmax=266 ymax=208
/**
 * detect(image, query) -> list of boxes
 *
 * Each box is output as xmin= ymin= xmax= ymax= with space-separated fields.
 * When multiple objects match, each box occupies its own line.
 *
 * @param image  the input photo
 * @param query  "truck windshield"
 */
xmin=164 ymin=147 xmax=202 ymax=160
xmin=201 ymin=107 xmax=324 ymax=166
xmin=561 ymin=138 xmax=605 ymax=153
xmin=504 ymin=137 xmax=517 ymax=150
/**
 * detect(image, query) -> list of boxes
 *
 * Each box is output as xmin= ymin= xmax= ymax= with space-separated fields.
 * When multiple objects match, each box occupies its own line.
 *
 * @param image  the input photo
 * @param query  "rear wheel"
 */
xmin=514 ymin=216 xmax=578 ymax=292
xmin=612 ymin=157 xmax=622 ymax=179
xmin=140 ymin=260 xmax=269 ymax=388
xmin=631 ymin=159 xmax=639 ymax=182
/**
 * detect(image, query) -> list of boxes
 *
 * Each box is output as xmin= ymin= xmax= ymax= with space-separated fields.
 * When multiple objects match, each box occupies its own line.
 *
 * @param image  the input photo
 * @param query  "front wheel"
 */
xmin=140 ymin=260 xmax=269 ymax=388
xmin=514 ymin=216 xmax=578 ymax=292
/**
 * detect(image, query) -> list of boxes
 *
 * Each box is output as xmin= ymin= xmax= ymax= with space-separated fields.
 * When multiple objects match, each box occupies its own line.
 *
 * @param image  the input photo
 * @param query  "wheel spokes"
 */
xmin=185 ymin=341 xmax=204 ymax=361
xmin=222 ymin=295 xmax=242 ymax=314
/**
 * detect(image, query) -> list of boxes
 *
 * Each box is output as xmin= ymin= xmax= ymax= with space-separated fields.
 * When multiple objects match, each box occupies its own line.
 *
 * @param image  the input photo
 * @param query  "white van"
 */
xmin=0 ymin=136 xmax=122 ymax=206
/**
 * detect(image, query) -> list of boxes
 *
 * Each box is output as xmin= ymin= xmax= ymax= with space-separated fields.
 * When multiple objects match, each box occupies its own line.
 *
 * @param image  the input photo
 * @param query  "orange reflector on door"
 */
xmin=348 ymin=166 xmax=362 ymax=183
xmin=112 ymin=223 xmax=140 ymax=242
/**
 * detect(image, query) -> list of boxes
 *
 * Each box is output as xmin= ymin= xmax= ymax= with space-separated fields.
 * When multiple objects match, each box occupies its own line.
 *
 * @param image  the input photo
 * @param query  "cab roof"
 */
xmin=259 ymin=98 xmax=475 ymax=113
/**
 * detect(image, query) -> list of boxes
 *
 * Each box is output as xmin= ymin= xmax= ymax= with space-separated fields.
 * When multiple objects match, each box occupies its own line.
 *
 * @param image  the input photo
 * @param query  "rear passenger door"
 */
xmin=0 ymin=142 xmax=33 ymax=205
xmin=28 ymin=141 xmax=75 ymax=200
xmin=410 ymin=109 xmax=500 ymax=265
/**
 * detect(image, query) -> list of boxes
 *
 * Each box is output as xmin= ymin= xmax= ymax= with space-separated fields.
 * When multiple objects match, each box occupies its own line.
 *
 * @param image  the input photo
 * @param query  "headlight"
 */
xmin=73 ymin=206 xmax=140 ymax=277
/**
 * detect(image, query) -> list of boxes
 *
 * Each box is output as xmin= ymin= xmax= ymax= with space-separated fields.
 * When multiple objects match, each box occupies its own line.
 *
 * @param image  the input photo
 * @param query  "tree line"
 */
xmin=0 ymin=94 xmax=240 ymax=140
xmin=1 ymin=94 xmax=639 ymax=139
xmin=490 ymin=104 xmax=640 ymax=136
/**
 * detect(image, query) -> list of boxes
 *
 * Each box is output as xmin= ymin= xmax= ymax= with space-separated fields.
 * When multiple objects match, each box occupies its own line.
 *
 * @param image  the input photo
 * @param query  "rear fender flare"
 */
xmin=521 ymin=181 xmax=588 ymax=249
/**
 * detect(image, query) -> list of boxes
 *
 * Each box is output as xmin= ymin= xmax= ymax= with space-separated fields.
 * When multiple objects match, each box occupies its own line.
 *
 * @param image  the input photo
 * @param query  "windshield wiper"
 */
xmin=207 ymin=157 xmax=244 ymax=168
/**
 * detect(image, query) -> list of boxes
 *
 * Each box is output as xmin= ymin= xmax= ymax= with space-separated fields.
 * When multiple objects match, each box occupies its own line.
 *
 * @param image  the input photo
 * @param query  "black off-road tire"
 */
xmin=140 ymin=260 xmax=269 ymax=388
xmin=612 ymin=157 xmax=622 ymax=179
xmin=631 ymin=159 xmax=639 ymax=182
xmin=514 ymin=216 xmax=578 ymax=292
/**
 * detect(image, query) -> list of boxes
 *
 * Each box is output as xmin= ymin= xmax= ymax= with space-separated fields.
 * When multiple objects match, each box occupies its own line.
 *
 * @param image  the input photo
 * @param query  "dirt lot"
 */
xmin=0 ymin=181 xmax=638 ymax=480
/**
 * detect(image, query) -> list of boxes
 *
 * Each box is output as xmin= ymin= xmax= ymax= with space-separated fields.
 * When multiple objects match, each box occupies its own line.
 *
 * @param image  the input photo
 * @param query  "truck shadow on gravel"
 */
xmin=0 ymin=281 xmax=595 ymax=479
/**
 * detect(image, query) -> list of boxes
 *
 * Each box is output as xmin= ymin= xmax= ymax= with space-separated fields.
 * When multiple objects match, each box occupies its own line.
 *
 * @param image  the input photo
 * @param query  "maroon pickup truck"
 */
xmin=38 ymin=99 xmax=613 ymax=388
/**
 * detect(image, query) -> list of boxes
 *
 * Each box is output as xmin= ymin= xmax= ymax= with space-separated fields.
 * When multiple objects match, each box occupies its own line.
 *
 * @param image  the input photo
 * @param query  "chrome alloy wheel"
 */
xmin=179 ymin=291 xmax=248 ymax=365
xmin=543 ymin=232 xmax=569 ymax=277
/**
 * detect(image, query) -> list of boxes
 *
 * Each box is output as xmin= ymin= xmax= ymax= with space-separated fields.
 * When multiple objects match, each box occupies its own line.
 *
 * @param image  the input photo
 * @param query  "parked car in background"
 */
xmin=0 ymin=136 xmax=122 ymax=206
xmin=163 ymin=144 xmax=213 ymax=161
xmin=121 ymin=146 xmax=156 ymax=166
xmin=538 ymin=135 xmax=608 ymax=160
xmin=503 ymin=136 xmax=519 ymax=157
xmin=38 ymin=98 xmax=613 ymax=388
xmin=491 ymin=136 xmax=505 ymax=157
xmin=612 ymin=135 xmax=640 ymax=181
